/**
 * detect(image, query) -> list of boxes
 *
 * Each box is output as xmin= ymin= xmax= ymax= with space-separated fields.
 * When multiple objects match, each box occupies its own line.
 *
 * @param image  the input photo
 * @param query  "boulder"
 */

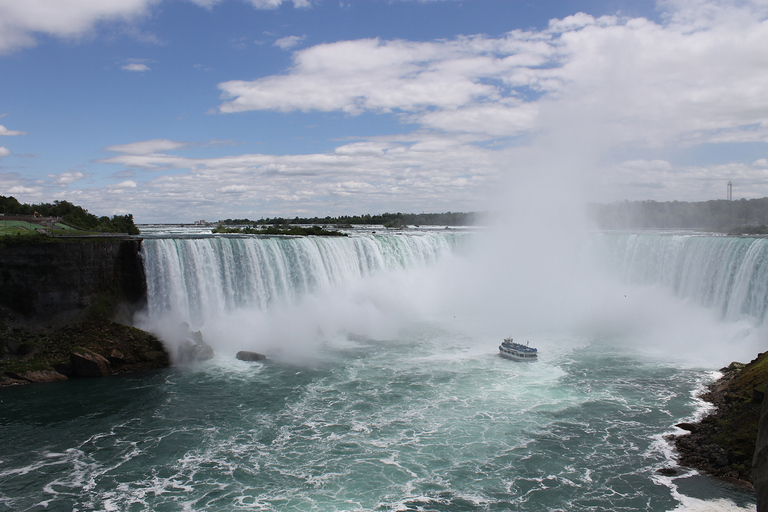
xmin=236 ymin=351 xmax=266 ymax=362
xmin=177 ymin=338 xmax=214 ymax=363
xmin=70 ymin=347 xmax=112 ymax=377
xmin=20 ymin=370 xmax=68 ymax=383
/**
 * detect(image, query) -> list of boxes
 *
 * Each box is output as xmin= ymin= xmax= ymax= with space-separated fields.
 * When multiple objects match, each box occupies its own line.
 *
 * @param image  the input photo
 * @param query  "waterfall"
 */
xmin=141 ymin=232 xmax=463 ymax=331
xmin=597 ymin=232 xmax=768 ymax=323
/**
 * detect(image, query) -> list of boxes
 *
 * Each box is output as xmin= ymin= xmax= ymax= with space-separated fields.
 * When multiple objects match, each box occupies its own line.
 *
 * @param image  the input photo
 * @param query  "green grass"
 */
xmin=0 ymin=220 xmax=40 ymax=235
xmin=0 ymin=220 xmax=83 ymax=235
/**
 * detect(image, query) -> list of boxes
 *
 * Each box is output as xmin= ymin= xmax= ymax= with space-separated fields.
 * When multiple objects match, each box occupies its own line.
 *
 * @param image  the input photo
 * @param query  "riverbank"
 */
xmin=673 ymin=352 xmax=768 ymax=486
xmin=0 ymin=314 xmax=169 ymax=387
xmin=0 ymin=235 xmax=169 ymax=387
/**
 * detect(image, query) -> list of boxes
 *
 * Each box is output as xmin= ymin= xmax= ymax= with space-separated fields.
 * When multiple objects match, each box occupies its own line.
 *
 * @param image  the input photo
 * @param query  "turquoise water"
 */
xmin=0 ymin=328 xmax=756 ymax=511
xmin=1 ymin=229 xmax=763 ymax=511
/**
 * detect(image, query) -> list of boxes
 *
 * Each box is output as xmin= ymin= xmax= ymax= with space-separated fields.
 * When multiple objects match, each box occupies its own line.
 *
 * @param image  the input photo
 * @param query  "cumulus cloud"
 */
xmin=0 ymin=146 xmax=10 ymax=157
xmin=0 ymin=0 xmax=312 ymax=54
xmin=105 ymin=139 xmax=189 ymax=155
xmin=122 ymin=62 xmax=151 ymax=72
xmin=0 ymin=0 xmax=155 ymax=54
xmin=247 ymin=0 xmax=311 ymax=8
xmin=11 ymin=0 xmax=768 ymax=221
xmin=0 ymin=124 xmax=27 ymax=136
xmin=48 ymin=171 xmax=86 ymax=184
xmin=95 ymin=133 xmax=500 ymax=220
xmin=217 ymin=7 xmax=768 ymax=149
xmin=274 ymin=35 xmax=305 ymax=49
xmin=112 ymin=180 xmax=138 ymax=188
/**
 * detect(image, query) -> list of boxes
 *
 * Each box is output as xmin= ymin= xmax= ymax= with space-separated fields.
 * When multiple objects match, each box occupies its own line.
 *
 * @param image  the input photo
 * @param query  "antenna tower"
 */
xmin=727 ymin=181 xmax=732 ymax=201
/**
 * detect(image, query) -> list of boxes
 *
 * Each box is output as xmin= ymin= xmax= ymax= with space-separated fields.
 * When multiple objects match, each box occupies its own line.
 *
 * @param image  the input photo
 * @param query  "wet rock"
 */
xmin=178 ymin=339 xmax=214 ymax=363
xmin=70 ymin=347 xmax=112 ymax=377
xmin=236 ymin=351 xmax=266 ymax=362
xmin=53 ymin=360 xmax=74 ymax=377
xmin=19 ymin=370 xmax=68 ymax=383
xmin=107 ymin=348 xmax=135 ymax=366
xmin=656 ymin=467 xmax=677 ymax=476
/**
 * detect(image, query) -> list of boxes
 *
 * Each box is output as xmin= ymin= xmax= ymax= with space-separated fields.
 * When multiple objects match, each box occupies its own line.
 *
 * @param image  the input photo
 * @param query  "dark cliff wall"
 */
xmin=0 ymin=239 xmax=146 ymax=322
xmin=756 ymin=383 xmax=768 ymax=511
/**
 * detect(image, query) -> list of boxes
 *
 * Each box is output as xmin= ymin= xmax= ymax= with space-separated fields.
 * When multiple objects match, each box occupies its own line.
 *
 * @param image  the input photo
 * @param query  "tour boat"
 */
xmin=498 ymin=337 xmax=538 ymax=361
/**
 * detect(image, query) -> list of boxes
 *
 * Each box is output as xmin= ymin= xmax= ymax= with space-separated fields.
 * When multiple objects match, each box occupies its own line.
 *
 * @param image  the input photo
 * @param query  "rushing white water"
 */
xmin=138 ymin=230 xmax=467 ymax=363
xmin=0 ymin=227 xmax=761 ymax=511
xmin=136 ymin=228 xmax=767 ymax=367
xmin=596 ymin=232 xmax=768 ymax=322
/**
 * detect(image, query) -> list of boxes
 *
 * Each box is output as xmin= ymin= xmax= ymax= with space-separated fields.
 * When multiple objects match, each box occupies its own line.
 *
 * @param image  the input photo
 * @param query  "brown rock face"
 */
xmin=70 ymin=348 xmax=112 ymax=377
xmin=20 ymin=370 xmax=68 ymax=383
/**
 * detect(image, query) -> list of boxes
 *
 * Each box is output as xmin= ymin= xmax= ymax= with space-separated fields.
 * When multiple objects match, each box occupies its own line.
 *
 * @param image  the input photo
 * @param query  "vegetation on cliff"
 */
xmin=0 ymin=318 xmax=169 ymax=387
xmin=218 ymin=211 xmax=484 ymax=227
xmin=673 ymin=352 xmax=768 ymax=484
xmin=211 ymin=224 xmax=347 ymax=236
xmin=0 ymin=235 xmax=167 ymax=387
xmin=0 ymin=195 xmax=139 ymax=235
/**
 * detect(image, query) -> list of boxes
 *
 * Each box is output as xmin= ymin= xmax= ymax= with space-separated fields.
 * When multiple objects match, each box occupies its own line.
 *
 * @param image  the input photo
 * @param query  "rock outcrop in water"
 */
xmin=673 ymin=352 xmax=768 ymax=488
xmin=236 ymin=350 xmax=267 ymax=361
xmin=0 ymin=237 xmax=169 ymax=386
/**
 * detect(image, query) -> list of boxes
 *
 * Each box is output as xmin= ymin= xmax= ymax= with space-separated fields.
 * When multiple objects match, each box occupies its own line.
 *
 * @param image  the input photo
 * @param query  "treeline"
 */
xmin=212 ymin=225 xmax=347 ymax=236
xmin=0 ymin=196 xmax=140 ymax=235
xmin=220 ymin=211 xmax=484 ymax=228
xmin=588 ymin=198 xmax=768 ymax=233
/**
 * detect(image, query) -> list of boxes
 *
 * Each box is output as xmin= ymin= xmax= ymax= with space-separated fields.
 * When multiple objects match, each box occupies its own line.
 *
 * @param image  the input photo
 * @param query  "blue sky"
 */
xmin=1 ymin=0 xmax=768 ymax=223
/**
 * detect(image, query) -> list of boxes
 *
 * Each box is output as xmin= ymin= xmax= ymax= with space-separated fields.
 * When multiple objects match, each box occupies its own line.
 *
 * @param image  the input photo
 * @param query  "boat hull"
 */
xmin=498 ymin=340 xmax=538 ymax=361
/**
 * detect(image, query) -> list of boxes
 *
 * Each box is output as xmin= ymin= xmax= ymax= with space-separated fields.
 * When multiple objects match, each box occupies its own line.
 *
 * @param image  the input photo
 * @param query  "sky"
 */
xmin=1 ymin=0 xmax=768 ymax=223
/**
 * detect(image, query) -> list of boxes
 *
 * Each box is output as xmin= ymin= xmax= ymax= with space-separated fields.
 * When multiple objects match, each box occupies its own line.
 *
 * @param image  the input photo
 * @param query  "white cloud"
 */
xmin=105 ymin=139 xmax=188 ymax=155
xmin=0 ymin=0 xmax=312 ymax=54
xmin=219 ymin=184 xmax=249 ymax=193
xmin=0 ymin=0 xmax=156 ymax=54
xmin=0 ymin=146 xmax=10 ymax=156
xmin=217 ymin=7 xmax=768 ymax=149
xmin=94 ymin=133 xmax=500 ymax=220
xmin=112 ymin=180 xmax=138 ymax=188
xmin=218 ymin=38 xmax=500 ymax=115
xmin=8 ymin=185 xmax=38 ymax=194
xmin=8 ymin=0 xmax=768 ymax=221
xmin=48 ymin=171 xmax=86 ymax=184
xmin=122 ymin=62 xmax=151 ymax=72
xmin=274 ymin=35 xmax=305 ymax=49
xmin=0 ymin=124 xmax=27 ymax=136
xmin=247 ymin=0 xmax=311 ymax=8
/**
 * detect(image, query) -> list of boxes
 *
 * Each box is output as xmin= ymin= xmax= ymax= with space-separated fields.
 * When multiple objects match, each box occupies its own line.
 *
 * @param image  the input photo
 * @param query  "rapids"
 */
xmin=0 ymin=227 xmax=762 ymax=511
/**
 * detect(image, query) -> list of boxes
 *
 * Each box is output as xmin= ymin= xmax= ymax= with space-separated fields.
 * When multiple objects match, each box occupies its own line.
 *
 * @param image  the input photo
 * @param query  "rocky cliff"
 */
xmin=673 ymin=352 xmax=768 ymax=490
xmin=0 ymin=238 xmax=146 ymax=323
xmin=0 ymin=237 xmax=169 ymax=386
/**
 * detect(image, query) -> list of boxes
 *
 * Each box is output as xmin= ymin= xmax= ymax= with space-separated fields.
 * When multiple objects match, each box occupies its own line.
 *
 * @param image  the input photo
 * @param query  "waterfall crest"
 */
xmin=598 ymin=232 xmax=768 ymax=323
xmin=141 ymin=232 xmax=462 ymax=329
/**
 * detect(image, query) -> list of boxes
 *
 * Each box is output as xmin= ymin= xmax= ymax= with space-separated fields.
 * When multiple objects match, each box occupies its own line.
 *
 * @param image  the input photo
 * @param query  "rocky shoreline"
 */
xmin=0 ymin=236 xmax=170 ymax=387
xmin=671 ymin=352 xmax=768 ymax=490
xmin=1 ymin=317 xmax=170 ymax=388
